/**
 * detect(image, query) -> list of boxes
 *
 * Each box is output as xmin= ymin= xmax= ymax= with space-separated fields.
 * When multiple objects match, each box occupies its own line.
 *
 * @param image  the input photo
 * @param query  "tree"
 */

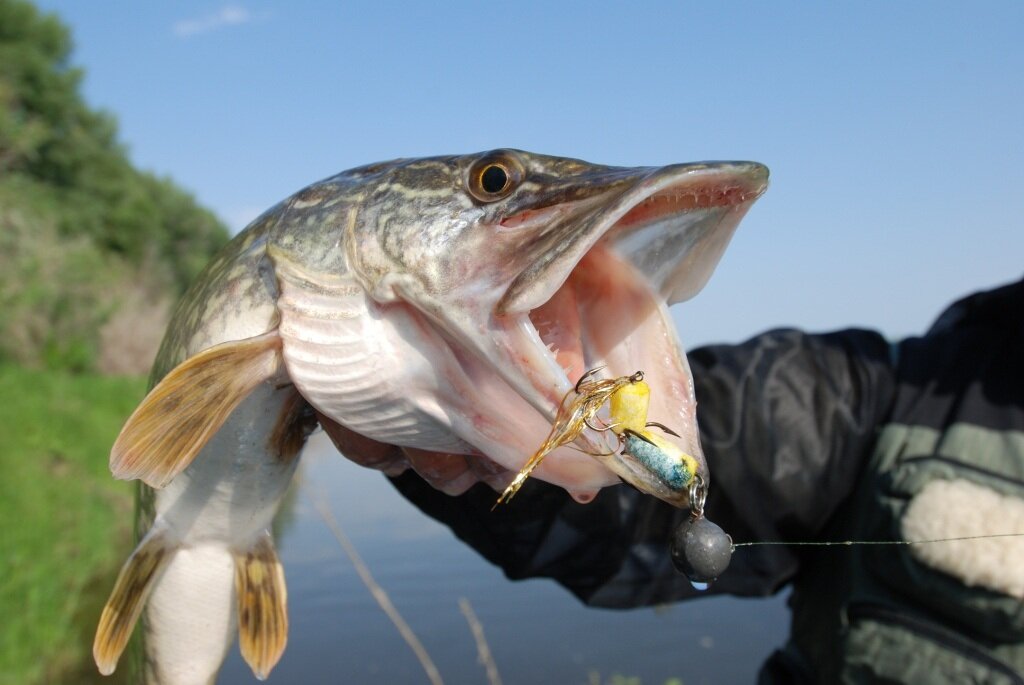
xmin=0 ymin=0 xmax=231 ymax=371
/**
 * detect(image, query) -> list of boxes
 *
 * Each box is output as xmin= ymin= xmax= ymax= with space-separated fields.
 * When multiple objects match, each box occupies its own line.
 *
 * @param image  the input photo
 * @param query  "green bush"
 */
xmin=0 ymin=0 xmax=230 ymax=372
xmin=0 ymin=179 xmax=116 ymax=371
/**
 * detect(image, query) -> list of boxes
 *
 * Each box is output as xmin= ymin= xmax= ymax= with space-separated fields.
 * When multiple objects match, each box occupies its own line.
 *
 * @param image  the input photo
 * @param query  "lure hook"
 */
xmin=621 ymin=428 xmax=657 ymax=448
xmin=644 ymin=421 xmax=681 ymax=438
xmin=583 ymin=416 xmax=620 ymax=432
xmin=575 ymin=366 xmax=606 ymax=393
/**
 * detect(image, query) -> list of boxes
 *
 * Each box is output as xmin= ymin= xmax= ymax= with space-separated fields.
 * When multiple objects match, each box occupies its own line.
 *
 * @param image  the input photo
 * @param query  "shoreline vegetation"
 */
xmin=0 ymin=0 xmax=230 ymax=376
xmin=0 ymin=364 xmax=143 ymax=684
xmin=1 ymin=1 xmax=230 ymax=682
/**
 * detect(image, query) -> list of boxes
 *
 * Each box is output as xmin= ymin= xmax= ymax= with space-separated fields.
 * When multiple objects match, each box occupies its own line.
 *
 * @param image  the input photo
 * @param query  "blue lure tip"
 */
xmin=622 ymin=432 xmax=691 ymax=491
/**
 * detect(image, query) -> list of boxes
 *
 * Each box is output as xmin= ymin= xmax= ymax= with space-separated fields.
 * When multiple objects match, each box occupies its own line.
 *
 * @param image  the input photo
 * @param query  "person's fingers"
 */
xmin=316 ymin=412 xmax=409 ymax=476
xmin=317 ymin=411 xmax=492 ymax=493
xmin=468 ymin=454 xmax=515 ymax=492
xmin=403 ymin=448 xmax=481 ymax=495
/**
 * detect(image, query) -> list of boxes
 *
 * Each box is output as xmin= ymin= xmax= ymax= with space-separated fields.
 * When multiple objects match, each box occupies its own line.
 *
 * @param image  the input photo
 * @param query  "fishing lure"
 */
xmin=497 ymin=367 xmax=734 ymax=586
xmin=496 ymin=369 xmax=700 ymax=506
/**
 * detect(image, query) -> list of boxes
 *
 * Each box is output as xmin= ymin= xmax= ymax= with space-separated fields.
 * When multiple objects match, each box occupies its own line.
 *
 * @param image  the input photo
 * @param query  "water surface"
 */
xmin=219 ymin=434 xmax=788 ymax=684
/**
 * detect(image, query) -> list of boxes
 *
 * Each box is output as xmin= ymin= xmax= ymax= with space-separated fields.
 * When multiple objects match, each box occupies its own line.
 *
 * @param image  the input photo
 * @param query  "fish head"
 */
xmin=342 ymin=150 xmax=768 ymax=506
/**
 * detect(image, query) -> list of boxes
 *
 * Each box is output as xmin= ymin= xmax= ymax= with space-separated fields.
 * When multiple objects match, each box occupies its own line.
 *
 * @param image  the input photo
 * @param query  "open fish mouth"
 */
xmin=277 ymin=153 xmax=768 ymax=503
xmin=483 ymin=162 xmax=769 ymax=496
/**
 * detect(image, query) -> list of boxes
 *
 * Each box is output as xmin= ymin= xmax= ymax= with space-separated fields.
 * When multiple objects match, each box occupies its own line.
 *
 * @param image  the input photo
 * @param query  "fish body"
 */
xmin=93 ymin=150 xmax=768 ymax=683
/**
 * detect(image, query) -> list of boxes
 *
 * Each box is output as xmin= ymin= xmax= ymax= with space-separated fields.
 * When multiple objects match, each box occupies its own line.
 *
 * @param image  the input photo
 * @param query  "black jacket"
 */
xmin=391 ymin=277 xmax=1024 ymax=682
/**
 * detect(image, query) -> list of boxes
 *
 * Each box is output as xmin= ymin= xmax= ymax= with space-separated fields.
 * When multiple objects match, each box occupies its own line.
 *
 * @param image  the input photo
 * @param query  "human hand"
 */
xmin=315 ymin=412 xmax=514 ymax=496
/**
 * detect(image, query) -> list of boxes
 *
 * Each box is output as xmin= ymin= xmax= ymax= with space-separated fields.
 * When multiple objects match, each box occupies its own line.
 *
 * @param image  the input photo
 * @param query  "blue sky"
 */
xmin=35 ymin=1 xmax=1024 ymax=346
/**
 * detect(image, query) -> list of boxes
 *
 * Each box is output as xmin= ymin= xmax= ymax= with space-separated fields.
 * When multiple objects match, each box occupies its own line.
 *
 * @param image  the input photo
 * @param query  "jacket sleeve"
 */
xmin=389 ymin=328 xmax=897 ymax=607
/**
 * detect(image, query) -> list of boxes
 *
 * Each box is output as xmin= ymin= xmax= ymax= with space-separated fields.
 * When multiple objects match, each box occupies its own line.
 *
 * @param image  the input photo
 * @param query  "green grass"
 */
xmin=0 ymin=365 xmax=144 ymax=684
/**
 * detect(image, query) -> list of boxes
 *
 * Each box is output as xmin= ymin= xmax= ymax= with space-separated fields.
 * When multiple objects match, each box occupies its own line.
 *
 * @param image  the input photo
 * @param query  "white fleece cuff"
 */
xmin=901 ymin=478 xmax=1024 ymax=599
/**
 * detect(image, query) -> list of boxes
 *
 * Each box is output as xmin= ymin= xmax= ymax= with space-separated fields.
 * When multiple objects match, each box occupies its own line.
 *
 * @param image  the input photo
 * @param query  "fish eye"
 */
xmin=467 ymin=152 xmax=523 ymax=202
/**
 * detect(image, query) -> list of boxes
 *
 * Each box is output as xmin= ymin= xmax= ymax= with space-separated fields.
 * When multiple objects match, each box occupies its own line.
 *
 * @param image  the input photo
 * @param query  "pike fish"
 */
xmin=93 ymin=149 xmax=767 ymax=683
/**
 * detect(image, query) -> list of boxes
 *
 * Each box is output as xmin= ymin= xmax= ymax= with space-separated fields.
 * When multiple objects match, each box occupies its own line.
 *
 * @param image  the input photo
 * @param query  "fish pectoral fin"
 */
xmin=93 ymin=530 xmax=176 ymax=676
xmin=234 ymin=534 xmax=288 ymax=681
xmin=110 ymin=331 xmax=283 ymax=488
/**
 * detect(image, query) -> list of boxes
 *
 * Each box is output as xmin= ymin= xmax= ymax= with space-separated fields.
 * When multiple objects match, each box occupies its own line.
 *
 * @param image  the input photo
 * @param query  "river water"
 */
xmin=218 ymin=433 xmax=788 ymax=684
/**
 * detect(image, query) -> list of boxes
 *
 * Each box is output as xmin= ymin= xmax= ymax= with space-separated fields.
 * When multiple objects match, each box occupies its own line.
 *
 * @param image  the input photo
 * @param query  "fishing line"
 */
xmin=731 ymin=532 xmax=1024 ymax=551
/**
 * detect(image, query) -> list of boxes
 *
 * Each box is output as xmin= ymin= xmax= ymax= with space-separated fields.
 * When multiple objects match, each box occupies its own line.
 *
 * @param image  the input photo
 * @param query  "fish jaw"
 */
xmin=498 ymin=162 xmax=769 ymax=313
xmin=410 ymin=161 xmax=767 ymax=503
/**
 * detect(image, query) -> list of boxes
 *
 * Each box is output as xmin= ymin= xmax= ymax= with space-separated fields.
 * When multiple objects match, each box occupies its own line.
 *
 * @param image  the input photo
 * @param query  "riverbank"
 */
xmin=0 ymin=365 xmax=143 ymax=684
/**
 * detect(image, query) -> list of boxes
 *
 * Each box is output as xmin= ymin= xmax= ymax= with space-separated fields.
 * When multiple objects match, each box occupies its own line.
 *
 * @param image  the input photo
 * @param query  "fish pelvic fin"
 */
xmin=269 ymin=387 xmax=317 ymax=462
xmin=234 ymin=534 xmax=288 ymax=680
xmin=93 ymin=530 xmax=175 ymax=676
xmin=110 ymin=331 xmax=283 ymax=488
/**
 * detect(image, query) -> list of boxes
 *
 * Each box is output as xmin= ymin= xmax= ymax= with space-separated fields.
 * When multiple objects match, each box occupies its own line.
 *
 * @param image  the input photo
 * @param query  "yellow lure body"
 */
xmin=608 ymin=380 xmax=651 ymax=434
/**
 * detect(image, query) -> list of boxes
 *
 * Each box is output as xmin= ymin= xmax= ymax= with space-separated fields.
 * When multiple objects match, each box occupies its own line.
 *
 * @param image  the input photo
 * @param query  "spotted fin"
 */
xmin=93 ymin=531 xmax=175 ymax=676
xmin=110 ymin=331 xmax=283 ymax=488
xmin=234 ymin=534 xmax=289 ymax=680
